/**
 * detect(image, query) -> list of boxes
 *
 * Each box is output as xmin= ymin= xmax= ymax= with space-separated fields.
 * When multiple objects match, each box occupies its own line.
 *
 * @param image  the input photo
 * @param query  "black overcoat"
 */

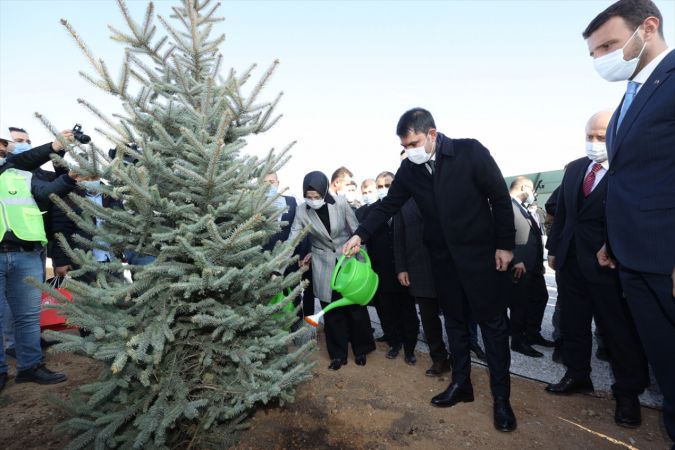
xmin=356 ymin=133 xmax=515 ymax=322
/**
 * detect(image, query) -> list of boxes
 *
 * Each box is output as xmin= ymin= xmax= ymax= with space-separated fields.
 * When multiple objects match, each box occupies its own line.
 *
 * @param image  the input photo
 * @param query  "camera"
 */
xmin=72 ymin=124 xmax=91 ymax=144
xmin=108 ymin=142 xmax=141 ymax=165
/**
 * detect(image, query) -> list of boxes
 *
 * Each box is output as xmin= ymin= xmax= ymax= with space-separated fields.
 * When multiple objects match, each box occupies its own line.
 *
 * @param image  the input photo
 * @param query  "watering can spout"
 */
xmin=304 ymin=311 xmax=324 ymax=327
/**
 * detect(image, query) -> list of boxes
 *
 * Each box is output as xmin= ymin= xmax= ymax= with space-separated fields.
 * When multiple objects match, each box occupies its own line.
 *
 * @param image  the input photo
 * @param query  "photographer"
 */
xmin=0 ymin=129 xmax=84 ymax=391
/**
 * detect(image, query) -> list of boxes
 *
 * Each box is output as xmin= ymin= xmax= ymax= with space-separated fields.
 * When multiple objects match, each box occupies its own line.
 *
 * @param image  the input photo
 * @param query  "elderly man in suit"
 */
xmin=343 ymin=108 xmax=517 ymax=432
xmin=290 ymin=171 xmax=374 ymax=371
xmin=545 ymin=110 xmax=648 ymax=428
xmin=584 ymin=0 xmax=675 ymax=441
xmin=507 ymin=177 xmax=552 ymax=358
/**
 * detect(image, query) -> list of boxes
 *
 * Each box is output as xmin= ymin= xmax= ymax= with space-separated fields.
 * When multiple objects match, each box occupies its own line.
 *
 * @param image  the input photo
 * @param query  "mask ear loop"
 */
xmin=623 ymin=26 xmax=647 ymax=61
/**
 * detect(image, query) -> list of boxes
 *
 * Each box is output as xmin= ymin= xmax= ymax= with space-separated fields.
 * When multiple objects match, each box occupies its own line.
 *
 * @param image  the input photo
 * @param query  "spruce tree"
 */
xmin=37 ymin=1 xmax=315 ymax=448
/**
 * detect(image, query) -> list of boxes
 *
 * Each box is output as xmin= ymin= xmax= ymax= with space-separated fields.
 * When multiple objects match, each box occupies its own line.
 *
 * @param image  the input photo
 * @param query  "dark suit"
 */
xmin=359 ymin=201 xmax=419 ymax=352
xmin=604 ymin=50 xmax=675 ymax=441
xmin=393 ymin=199 xmax=448 ymax=363
xmin=356 ymin=133 xmax=515 ymax=398
xmin=546 ymin=156 xmax=648 ymax=397
xmin=508 ymin=198 xmax=548 ymax=343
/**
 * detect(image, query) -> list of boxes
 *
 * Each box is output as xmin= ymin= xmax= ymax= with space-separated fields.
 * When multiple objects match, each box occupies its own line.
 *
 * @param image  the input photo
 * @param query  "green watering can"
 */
xmin=268 ymin=289 xmax=295 ymax=321
xmin=304 ymin=249 xmax=379 ymax=327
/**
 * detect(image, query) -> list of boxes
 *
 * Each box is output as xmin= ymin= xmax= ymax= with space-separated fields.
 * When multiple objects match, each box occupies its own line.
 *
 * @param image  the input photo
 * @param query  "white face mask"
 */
xmin=306 ymin=198 xmax=325 ymax=210
xmin=525 ymin=191 xmax=535 ymax=206
xmin=593 ymin=27 xmax=646 ymax=82
xmin=585 ymin=141 xmax=608 ymax=162
xmin=377 ymin=188 xmax=389 ymax=200
xmin=363 ymin=192 xmax=378 ymax=205
xmin=345 ymin=190 xmax=358 ymax=202
xmin=406 ymin=134 xmax=434 ymax=165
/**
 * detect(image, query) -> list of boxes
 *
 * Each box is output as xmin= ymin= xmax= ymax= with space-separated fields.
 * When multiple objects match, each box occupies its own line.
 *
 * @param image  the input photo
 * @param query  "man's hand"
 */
xmin=547 ymin=255 xmax=556 ymax=270
xmin=300 ymin=253 xmax=312 ymax=268
xmin=54 ymin=265 xmax=72 ymax=277
xmin=342 ymin=235 xmax=362 ymax=257
xmin=512 ymin=262 xmax=526 ymax=279
xmin=596 ymin=243 xmax=616 ymax=269
xmin=397 ymin=272 xmax=410 ymax=287
xmin=495 ymin=249 xmax=513 ymax=271
xmin=51 ymin=130 xmax=74 ymax=152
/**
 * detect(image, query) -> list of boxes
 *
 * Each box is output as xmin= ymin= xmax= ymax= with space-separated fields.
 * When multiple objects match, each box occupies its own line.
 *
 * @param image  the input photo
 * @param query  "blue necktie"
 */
xmin=617 ymin=81 xmax=641 ymax=130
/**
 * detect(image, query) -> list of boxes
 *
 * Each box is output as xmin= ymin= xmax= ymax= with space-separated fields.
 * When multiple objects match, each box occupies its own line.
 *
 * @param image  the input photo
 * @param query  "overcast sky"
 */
xmin=1 ymin=0 xmax=673 ymax=197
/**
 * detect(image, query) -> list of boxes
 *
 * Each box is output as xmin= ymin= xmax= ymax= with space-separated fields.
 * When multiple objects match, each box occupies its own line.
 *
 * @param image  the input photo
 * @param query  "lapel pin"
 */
xmin=654 ymin=79 xmax=660 ymax=85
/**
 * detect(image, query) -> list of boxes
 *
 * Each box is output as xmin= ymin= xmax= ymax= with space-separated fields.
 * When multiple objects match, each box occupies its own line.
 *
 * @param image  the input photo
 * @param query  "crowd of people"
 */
xmin=0 ymin=0 xmax=672 ymax=445
xmin=267 ymin=0 xmax=675 ymax=440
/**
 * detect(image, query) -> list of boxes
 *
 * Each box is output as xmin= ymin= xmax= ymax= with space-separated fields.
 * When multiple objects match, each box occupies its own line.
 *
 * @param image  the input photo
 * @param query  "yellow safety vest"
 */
xmin=0 ymin=168 xmax=47 ymax=245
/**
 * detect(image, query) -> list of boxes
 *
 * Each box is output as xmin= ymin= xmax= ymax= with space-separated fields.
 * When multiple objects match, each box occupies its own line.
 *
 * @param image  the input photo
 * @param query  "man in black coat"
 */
xmin=343 ymin=108 xmax=516 ymax=432
xmin=393 ymin=198 xmax=451 ymax=376
xmin=545 ymin=110 xmax=648 ymax=428
xmin=360 ymin=171 xmax=419 ymax=365
xmin=508 ymin=177 xmax=552 ymax=358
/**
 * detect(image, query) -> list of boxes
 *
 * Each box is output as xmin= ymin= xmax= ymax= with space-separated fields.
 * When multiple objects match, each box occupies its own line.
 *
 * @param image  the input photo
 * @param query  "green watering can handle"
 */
xmin=330 ymin=248 xmax=371 ymax=291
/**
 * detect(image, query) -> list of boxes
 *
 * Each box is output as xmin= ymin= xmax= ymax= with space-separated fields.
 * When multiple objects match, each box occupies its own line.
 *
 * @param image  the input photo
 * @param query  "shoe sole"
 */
xmin=494 ymin=423 xmax=517 ymax=432
xmin=615 ymin=420 xmax=641 ymax=429
xmin=431 ymin=395 xmax=475 ymax=408
xmin=545 ymin=387 xmax=594 ymax=396
xmin=15 ymin=377 xmax=67 ymax=385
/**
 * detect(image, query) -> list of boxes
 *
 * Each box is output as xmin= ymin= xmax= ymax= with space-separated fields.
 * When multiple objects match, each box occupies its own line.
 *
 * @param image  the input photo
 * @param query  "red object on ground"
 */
xmin=40 ymin=283 xmax=74 ymax=331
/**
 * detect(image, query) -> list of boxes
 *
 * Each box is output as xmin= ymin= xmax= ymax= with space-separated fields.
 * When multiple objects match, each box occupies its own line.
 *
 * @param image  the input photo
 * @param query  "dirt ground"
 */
xmin=0 ymin=335 xmax=671 ymax=450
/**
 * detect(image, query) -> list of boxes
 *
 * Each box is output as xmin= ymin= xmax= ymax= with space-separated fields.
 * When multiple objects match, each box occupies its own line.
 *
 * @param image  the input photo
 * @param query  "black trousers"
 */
xmin=378 ymin=291 xmax=419 ymax=352
xmin=417 ymin=296 xmax=449 ymax=362
xmin=619 ymin=267 xmax=675 ymax=443
xmin=509 ymin=271 xmax=548 ymax=342
xmin=430 ymin=249 xmax=511 ymax=399
xmin=557 ymin=256 xmax=648 ymax=396
xmin=324 ymin=302 xmax=376 ymax=360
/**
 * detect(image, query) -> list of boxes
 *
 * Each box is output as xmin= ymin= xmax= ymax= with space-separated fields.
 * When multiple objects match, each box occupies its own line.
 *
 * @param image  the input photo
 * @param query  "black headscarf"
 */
xmin=302 ymin=171 xmax=335 ymax=204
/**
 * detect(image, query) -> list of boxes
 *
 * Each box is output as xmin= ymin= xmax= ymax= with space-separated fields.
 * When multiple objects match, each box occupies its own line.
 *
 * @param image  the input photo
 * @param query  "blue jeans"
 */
xmin=2 ymin=248 xmax=45 ymax=350
xmin=0 ymin=251 xmax=43 ymax=372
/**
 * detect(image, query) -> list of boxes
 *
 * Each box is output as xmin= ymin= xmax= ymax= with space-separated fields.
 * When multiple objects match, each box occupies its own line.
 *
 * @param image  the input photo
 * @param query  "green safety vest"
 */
xmin=0 ymin=168 xmax=47 ymax=245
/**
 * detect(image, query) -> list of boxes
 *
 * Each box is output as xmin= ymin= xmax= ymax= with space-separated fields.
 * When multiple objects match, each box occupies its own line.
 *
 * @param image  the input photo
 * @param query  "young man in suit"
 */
xmin=545 ymin=110 xmax=648 ymax=428
xmin=584 ymin=1 xmax=675 ymax=443
xmin=507 ymin=177 xmax=552 ymax=358
xmin=343 ymin=108 xmax=517 ymax=432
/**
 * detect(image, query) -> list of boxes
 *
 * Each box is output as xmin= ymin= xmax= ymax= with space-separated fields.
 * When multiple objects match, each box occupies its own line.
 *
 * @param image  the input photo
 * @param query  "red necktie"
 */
xmin=583 ymin=163 xmax=603 ymax=197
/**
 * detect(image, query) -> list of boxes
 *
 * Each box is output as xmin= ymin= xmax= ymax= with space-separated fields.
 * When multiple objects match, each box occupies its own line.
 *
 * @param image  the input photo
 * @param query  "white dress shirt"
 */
xmin=584 ymin=158 xmax=610 ymax=192
xmin=632 ymin=48 xmax=672 ymax=92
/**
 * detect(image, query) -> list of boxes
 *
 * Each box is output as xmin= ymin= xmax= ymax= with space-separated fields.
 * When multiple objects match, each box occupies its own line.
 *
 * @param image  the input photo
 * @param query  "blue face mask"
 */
xmin=12 ymin=143 xmax=32 ymax=154
xmin=80 ymin=180 xmax=101 ymax=192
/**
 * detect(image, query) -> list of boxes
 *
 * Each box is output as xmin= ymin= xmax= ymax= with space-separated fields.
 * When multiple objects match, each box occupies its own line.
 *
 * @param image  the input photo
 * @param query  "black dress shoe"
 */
xmin=470 ymin=344 xmax=487 ymax=361
xmin=426 ymin=358 xmax=451 ymax=377
xmin=354 ymin=354 xmax=367 ymax=366
xmin=404 ymin=352 xmax=416 ymax=365
xmin=386 ymin=344 xmax=401 ymax=359
xmin=596 ymin=347 xmax=610 ymax=362
xmin=528 ymin=334 xmax=556 ymax=348
xmin=431 ymin=382 xmax=474 ymax=408
xmin=15 ymin=364 xmax=67 ymax=385
xmin=493 ymin=396 xmax=517 ymax=432
xmin=328 ymin=358 xmax=347 ymax=371
xmin=375 ymin=335 xmax=388 ymax=343
xmin=615 ymin=395 xmax=641 ymax=428
xmin=545 ymin=375 xmax=593 ymax=395
xmin=511 ymin=341 xmax=544 ymax=358
xmin=0 ymin=372 xmax=7 ymax=392
xmin=5 ymin=347 xmax=16 ymax=359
